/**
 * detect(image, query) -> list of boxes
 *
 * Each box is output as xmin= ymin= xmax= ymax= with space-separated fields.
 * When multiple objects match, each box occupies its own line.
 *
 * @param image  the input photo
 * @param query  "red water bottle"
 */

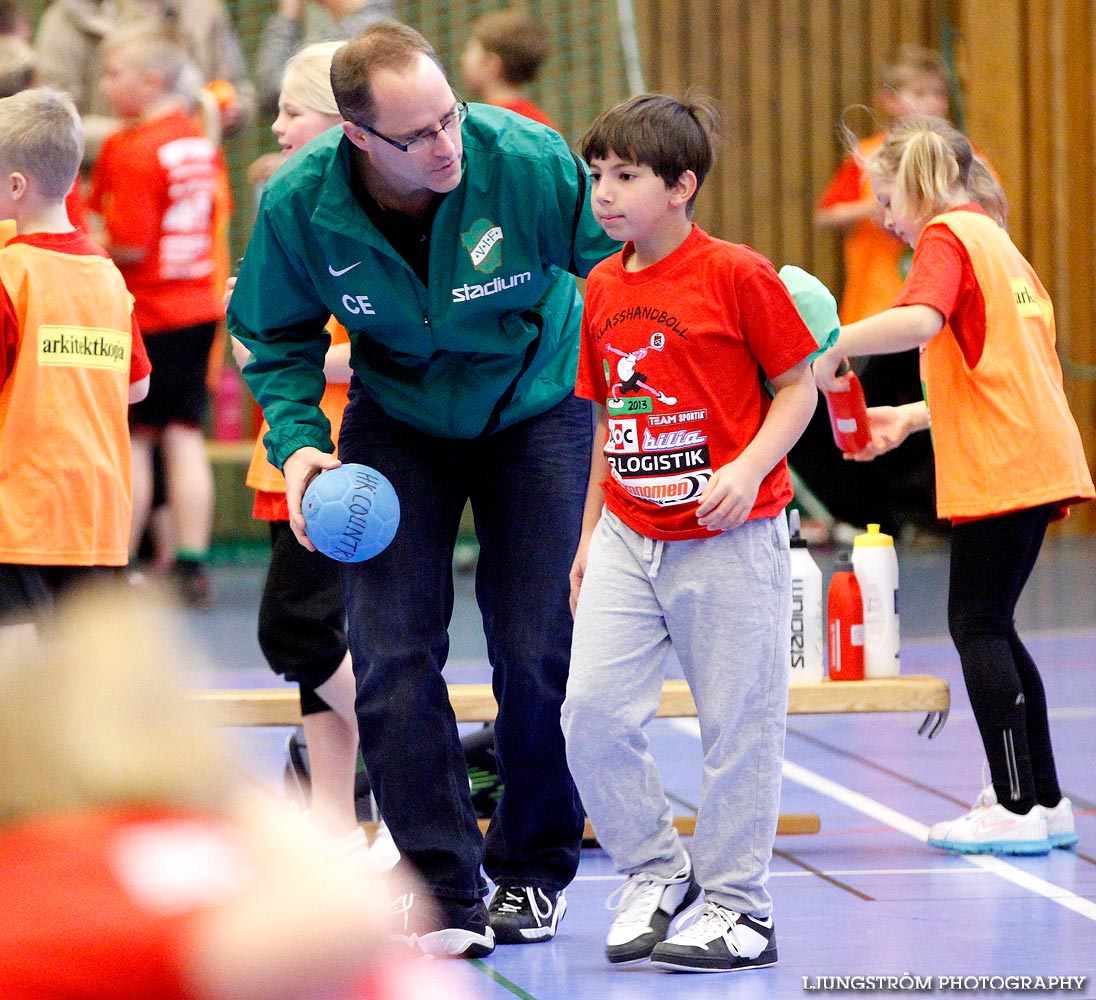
xmin=827 ymin=550 xmax=865 ymax=681
xmin=824 ymin=361 xmax=871 ymax=453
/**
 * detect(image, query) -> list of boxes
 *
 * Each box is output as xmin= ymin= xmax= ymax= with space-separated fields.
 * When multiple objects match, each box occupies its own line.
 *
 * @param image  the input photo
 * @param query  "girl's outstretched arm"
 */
xmin=813 ymin=304 xmax=945 ymax=391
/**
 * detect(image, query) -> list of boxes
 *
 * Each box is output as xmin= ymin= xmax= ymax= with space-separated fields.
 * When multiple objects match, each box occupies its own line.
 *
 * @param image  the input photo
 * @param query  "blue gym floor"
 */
xmin=189 ymin=532 xmax=1096 ymax=998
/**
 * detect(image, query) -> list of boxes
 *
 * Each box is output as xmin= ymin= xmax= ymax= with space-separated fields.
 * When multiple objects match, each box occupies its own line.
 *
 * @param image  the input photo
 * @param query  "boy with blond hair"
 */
xmin=89 ymin=28 xmax=226 ymax=607
xmin=0 ymin=88 xmax=150 ymax=655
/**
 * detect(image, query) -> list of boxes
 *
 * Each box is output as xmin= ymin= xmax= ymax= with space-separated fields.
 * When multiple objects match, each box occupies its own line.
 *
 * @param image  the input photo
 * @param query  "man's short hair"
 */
xmin=0 ymin=88 xmax=83 ymax=198
xmin=330 ymin=20 xmax=445 ymax=127
xmin=471 ymin=6 xmax=550 ymax=85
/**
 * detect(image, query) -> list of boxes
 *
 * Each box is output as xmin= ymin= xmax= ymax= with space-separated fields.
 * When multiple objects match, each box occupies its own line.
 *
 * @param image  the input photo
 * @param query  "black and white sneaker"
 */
xmin=488 ymin=885 xmax=567 ymax=943
xmin=390 ymin=891 xmax=495 ymax=958
xmin=604 ymin=860 xmax=701 ymax=964
xmin=651 ymin=901 xmax=777 ymax=972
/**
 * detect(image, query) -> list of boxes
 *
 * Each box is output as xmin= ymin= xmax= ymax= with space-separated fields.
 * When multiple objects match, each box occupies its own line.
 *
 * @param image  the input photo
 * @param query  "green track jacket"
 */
xmin=228 ymin=104 xmax=618 ymax=469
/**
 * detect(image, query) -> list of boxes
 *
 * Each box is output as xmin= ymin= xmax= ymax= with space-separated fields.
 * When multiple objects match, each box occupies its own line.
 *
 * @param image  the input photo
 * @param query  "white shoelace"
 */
xmin=389 ymin=891 xmax=415 ymax=926
xmin=495 ymin=888 xmax=527 ymax=915
xmin=673 ymin=901 xmax=737 ymax=943
xmin=605 ymin=870 xmax=687 ymax=929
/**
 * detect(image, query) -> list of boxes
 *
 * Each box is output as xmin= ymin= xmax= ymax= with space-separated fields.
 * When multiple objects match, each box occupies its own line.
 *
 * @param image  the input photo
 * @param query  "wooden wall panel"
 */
xmin=631 ymin=0 xmax=950 ymax=290
xmin=958 ymin=0 xmax=1096 ymax=532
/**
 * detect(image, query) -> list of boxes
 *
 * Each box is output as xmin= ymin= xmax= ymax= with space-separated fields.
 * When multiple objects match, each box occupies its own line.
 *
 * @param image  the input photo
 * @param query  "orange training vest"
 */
xmin=920 ymin=210 xmax=1094 ymax=519
xmin=0 ymin=242 xmax=137 ymax=564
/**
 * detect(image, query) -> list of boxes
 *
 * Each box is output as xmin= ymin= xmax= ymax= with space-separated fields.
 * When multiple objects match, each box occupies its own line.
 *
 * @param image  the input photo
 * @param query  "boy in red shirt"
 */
xmin=0 ymin=88 xmax=150 ymax=655
xmin=562 ymin=93 xmax=817 ymax=973
xmin=89 ymin=27 xmax=225 ymax=607
xmin=459 ymin=5 xmax=558 ymax=131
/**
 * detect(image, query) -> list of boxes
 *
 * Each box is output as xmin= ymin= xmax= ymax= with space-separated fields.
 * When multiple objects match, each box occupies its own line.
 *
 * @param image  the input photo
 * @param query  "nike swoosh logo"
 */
xmin=972 ymin=816 xmax=1023 ymax=835
xmin=328 ymin=261 xmax=362 ymax=277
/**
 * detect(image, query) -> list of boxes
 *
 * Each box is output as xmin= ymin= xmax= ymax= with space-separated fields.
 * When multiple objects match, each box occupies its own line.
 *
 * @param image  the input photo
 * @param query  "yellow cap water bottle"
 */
xmin=851 ymin=524 xmax=900 ymax=677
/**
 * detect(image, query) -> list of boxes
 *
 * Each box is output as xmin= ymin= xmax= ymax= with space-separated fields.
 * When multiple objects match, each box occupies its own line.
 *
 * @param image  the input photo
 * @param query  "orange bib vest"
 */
xmin=920 ymin=210 xmax=1094 ymax=519
xmin=245 ymin=318 xmax=351 ymax=494
xmin=0 ymin=242 xmax=137 ymax=565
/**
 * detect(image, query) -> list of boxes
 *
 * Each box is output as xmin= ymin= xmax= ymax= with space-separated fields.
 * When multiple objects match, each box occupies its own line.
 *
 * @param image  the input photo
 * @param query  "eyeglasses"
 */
xmin=360 ymin=101 xmax=468 ymax=153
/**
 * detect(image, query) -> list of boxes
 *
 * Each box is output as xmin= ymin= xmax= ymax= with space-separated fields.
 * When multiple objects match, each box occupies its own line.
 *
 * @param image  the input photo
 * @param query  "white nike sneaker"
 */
xmin=975 ymin=785 xmax=1078 ymax=850
xmin=927 ymin=802 xmax=1050 ymax=856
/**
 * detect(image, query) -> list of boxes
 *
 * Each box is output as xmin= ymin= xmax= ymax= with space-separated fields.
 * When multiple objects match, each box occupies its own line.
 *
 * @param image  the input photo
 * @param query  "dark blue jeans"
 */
xmin=338 ymin=384 xmax=591 ymax=900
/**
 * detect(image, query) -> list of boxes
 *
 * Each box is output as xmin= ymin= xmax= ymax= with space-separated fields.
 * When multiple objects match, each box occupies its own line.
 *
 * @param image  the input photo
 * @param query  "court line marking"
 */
xmin=468 ymin=959 xmax=539 ymax=1000
xmin=667 ymin=719 xmax=1096 ymax=923
xmin=783 ymin=757 xmax=1096 ymax=922
xmin=575 ymin=867 xmax=1012 ymax=881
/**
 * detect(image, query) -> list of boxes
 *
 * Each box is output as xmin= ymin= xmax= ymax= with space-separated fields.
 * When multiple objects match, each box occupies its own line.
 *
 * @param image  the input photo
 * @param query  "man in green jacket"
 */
xmin=228 ymin=21 xmax=617 ymax=958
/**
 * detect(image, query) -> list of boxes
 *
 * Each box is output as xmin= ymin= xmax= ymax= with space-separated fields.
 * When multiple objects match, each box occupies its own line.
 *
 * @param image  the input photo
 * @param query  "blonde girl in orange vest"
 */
xmin=813 ymin=115 xmax=1094 ymax=857
xmin=230 ymin=42 xmax=395 ymax=869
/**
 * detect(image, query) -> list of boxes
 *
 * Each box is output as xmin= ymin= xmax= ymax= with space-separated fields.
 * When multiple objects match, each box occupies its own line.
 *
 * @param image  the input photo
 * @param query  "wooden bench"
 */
xmin=206 ymin=439 xmax=255 ymax=464
xmin=191 ymin=676 xmax=949 ymax=839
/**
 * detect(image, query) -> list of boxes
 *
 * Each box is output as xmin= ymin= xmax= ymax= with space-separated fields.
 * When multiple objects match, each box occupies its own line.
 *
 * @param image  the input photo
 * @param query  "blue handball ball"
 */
xmin=302 ymin=463 xmax=400 ymax=563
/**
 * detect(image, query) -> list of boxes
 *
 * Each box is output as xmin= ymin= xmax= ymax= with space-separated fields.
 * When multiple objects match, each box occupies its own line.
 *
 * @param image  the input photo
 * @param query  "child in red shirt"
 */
xmin=89 ymin=27 xmax=225 ymax=607
xmin=800 ymin=45 xmax=954 ymax=540
xmin=459 ymin=5 xmax=558 ymax=131
xmin=563 ymin=94 xmax=817 ymax=973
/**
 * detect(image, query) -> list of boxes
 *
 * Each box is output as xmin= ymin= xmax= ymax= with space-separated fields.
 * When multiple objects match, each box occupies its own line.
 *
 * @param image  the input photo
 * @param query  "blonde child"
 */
xmin=813 ymin=115 xmax=1094 ymax=855
xmin=231 ymin=41 xmax=395 ymax=867
xmin=0 ymin=89 xmax=149 ymax=658
xmin=0 ymin=584 xmax=470 ymax=1000
xmin=562 ymin=94 xmax=817 ymax=972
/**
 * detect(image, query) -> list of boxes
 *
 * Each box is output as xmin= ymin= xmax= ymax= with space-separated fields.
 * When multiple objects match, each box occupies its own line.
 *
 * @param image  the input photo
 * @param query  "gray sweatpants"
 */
xmin=562 ymin=509 xmax=790 ymax=916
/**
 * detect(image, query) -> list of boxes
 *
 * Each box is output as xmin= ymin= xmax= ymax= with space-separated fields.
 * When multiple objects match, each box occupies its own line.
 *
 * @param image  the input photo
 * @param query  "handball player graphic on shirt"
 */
xmin=603 ymin=331 xmax=712 ymax=507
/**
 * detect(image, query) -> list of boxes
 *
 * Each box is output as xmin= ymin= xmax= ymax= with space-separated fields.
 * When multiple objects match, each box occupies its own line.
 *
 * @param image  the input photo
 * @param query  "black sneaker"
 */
xmin=604 ymin=861 xmax=701 ymax=964
xmin=488 ymin=885 xmax=567 ymax=943
xmin=390 ymin=891 xmax=495 ymax=958
xmin=650 ymin=901 xmax=777 ymax=972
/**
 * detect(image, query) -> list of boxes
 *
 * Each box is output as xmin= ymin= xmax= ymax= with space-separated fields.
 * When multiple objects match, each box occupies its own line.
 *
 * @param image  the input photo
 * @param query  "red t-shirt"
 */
xmin=576 ymin=224 xmax=816 ymax=540
xmin=817 ymin=134 xmax=909 ymax=324
xmin=892 ymin=202 xmax=989 ymax=368
xmin=496 ymin=96 xmax=558 ymax=132
xmin=65 ymin=184 xmax=87 ymax=231
xmin=89 ymin=110 xmax=224 ymax=334
xmin=0 ymin=806 xmax=250 ymax=1000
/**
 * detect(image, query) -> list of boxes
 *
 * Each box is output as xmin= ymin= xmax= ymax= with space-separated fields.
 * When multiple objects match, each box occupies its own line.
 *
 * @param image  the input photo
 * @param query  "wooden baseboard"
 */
xmin=192 ymin=676 xmax=949 ymax=839
xmin=358 ymin=813 xmax=822 ymax=842
xmin=190 ymin=675 xmax=950 ymax=729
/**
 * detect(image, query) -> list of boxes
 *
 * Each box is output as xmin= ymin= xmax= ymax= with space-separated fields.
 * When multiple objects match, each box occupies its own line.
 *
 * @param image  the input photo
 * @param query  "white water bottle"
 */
xmin=851 ymin=524 xmax=900 ymax=677
xmin=788 ymin=509 xmax=824 ymax=685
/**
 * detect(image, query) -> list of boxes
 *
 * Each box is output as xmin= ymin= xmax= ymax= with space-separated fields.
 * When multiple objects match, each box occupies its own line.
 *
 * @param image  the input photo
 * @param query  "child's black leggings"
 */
xmin=948 ymin=503 xmax=1062 ymax=813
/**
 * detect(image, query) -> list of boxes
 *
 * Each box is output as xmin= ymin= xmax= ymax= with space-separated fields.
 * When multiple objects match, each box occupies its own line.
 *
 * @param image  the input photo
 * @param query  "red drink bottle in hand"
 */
xmin=824 ymin=362 xmax=871 ymax=453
